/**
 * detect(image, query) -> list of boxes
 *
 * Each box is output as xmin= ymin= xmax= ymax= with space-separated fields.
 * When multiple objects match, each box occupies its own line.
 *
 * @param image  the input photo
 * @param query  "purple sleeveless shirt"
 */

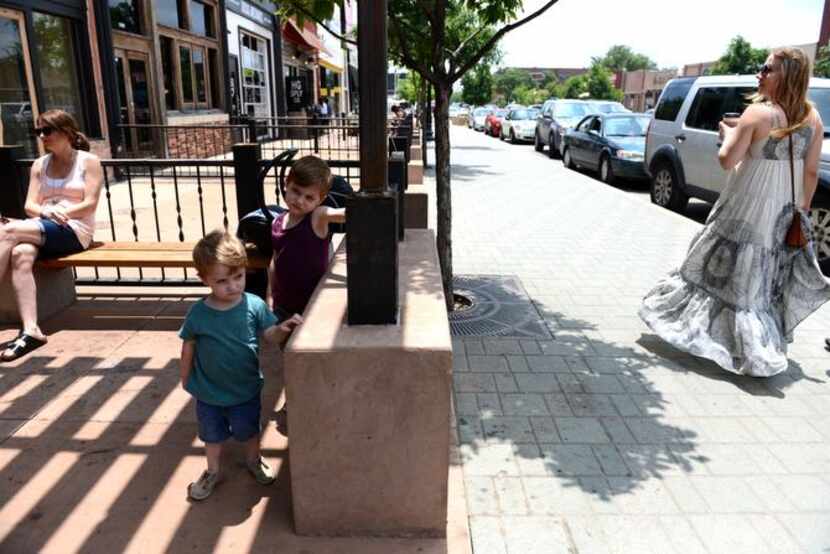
xmin=271 ymin=212 xmax=331 ymax=315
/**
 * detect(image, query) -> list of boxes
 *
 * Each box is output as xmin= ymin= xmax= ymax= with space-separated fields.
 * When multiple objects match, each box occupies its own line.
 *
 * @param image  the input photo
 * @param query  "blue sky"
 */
xmin=500 ymin=0 xmax=825 ymax=69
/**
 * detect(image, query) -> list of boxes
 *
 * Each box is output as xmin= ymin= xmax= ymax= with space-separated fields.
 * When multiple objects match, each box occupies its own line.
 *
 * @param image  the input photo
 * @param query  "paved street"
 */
xmin=447 ymin=124 xmax=830 ymax=553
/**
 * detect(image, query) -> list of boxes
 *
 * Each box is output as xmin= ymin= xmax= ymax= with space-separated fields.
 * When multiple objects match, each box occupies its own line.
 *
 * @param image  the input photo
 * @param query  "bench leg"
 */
xmin=0 ymin=267 xmax=76 ymax=325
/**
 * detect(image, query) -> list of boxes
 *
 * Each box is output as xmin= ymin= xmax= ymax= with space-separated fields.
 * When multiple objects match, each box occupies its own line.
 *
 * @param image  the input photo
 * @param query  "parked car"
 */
xmin=469 ymin=106 xmax=492 ymax=131
xmin=484 ymin=108 xmax=509 ymax=137
xmin=534 ymin=99 xmax=594 ymax=158
xmin=587 ymin=100 xmax=630 ymax=114
xmin=561 ymin=113 xmax=652 ymax=184
xmin=645 ymin=74 xmax=830 ymax=268
xmin=501 ymin=107 xmax=541 ymax=143
xmin=449 ymin=103 xmax=470 ymax=118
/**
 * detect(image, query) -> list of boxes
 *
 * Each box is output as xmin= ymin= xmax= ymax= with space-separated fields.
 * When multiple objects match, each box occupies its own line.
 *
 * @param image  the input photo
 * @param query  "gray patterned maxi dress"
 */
xmin=639 ymin=117 xmax=830 ymax=377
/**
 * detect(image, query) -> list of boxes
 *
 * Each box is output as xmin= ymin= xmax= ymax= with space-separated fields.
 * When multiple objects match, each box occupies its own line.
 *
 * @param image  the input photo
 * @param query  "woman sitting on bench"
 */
xmin=0 ymin=109 xmax=103 ymax=362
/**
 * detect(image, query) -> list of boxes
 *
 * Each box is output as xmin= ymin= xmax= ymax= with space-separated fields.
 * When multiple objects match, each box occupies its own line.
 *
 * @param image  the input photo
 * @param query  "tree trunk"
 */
xmin=433 ymin=81 xmax=453 ymax=311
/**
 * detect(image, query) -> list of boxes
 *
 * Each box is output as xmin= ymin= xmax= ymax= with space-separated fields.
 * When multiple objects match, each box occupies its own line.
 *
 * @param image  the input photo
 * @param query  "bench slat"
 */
xmin=37 ymin=242 xmax=270 ymax=270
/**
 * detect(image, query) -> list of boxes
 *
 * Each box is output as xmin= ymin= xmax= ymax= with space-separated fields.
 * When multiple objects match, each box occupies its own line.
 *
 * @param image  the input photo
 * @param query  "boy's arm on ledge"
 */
xmin=312 ymin=206 xmax=346 ymax=238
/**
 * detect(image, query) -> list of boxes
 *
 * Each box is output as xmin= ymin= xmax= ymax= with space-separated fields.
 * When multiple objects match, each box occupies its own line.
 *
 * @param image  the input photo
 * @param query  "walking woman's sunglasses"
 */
xmin=32 ymin=126 xmax=55 ymax=138
xmin=759 ymin=64 xmax=777 ymax=76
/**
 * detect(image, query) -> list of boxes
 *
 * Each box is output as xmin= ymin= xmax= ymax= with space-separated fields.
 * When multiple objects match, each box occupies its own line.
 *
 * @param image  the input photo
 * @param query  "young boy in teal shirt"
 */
xmin=179 ymin=230 xmax=302 ymax=500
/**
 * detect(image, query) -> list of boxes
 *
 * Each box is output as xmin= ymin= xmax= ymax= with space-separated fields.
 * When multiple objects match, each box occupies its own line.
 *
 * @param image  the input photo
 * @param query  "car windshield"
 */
xmin=474 ymin=108 xmax=490 ymax=116
xmin=605 ymin=116 xmax=652 ymax=137
xmin=495 ymin=109 xmax=508 ymax=117
xmin=555 ymin=103 xmax=589 ymax=118
xmin=589 ymin=102 xmax=627 ymax=114
xmin=808 ymin=87 xmax=830 ymax=137
xmin=512 ymin=109 xmax=538 ymax=120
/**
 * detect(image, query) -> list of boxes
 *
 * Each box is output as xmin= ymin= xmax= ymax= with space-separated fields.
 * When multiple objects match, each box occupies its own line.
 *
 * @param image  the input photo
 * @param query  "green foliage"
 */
xmin=512 ymin=85 xmax=547 ymax=106
xmin=396 ymin=73 xmax=425 ymax=103
xmin=815 ymin=45 xmax=830 ymax=78
xmin=710 ymin=35 xmax=768 ymax=75
xmin=551 ymin=64 xmax=622 ymax=101
xmin=451 ymin=89 xmax=463 ymax=103
xmin=553 ymin=74 xmax=587 ymax=99
xmin=592 ymin=45 xmax=656 ymax=73
xmin=492 ymin=68 xmax=534 ymax=102
xmin=461 ymin=64 xmax=494 ymax=105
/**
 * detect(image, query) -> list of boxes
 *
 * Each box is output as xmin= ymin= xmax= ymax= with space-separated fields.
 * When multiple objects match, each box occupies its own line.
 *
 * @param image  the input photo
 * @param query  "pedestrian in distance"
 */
xmin=640 ymin=47 xmax=827 ymax=377
xmin=0 ymin=109 xmax=103 ymax=362
xmin=179 ymin=231 xmax=302 ymax=500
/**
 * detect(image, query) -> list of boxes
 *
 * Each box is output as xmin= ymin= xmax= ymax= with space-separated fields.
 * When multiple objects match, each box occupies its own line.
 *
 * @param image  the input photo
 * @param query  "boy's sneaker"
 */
xmin=247 ymin=456 xmax=276 ymax=485
xmin=188 ymin=470 xmax=220 ymax=501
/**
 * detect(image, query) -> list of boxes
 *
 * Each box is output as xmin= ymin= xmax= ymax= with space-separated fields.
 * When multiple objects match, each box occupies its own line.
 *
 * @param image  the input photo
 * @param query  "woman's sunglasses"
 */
xmin=759 ymin=64 xmax=777 ymax=76
xmin=32 ymin=126 xmax=55 ymax=138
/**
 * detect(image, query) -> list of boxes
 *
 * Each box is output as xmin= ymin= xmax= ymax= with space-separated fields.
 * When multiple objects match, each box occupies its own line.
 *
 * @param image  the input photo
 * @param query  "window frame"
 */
xmin=157 ymin=0 xmax=220 ymax=112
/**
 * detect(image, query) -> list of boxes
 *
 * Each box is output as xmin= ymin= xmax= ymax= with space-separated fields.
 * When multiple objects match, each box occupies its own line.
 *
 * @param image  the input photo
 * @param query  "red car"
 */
xmin=484 ymin=109 xmax=509 ymax=137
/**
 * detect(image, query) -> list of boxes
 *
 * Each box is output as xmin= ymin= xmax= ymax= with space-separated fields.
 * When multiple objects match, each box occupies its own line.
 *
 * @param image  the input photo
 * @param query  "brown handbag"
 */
xmin=785 ymin=134 xmax=808 ymax=248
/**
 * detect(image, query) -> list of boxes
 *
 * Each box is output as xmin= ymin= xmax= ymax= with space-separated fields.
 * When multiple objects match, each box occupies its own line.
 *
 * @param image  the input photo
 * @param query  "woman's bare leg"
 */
xmin=0 ymin=219 xmax=42 ymax=283
xmin=9 ymin=243 xmax=46 ymax=341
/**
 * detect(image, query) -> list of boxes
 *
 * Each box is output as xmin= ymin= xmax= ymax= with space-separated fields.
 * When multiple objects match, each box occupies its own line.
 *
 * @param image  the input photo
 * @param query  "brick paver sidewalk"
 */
xmin=447 ymin=125 xmax=830 ymax=553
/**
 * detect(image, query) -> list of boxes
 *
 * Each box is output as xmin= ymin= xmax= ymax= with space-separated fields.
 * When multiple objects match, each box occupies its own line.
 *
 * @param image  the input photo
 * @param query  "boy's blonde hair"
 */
xmin=192 ymin=230 xmax=247 ymax=276
xmin=287 ymin=155 xmax=333 ymax=197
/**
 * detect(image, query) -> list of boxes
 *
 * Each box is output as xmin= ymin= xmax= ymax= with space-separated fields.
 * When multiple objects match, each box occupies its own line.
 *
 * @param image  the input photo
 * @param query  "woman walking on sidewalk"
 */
xmin=640 ymin=47 xmax=827 ymax=377
xmin=0 ymin=109 xmax=103 ymax=362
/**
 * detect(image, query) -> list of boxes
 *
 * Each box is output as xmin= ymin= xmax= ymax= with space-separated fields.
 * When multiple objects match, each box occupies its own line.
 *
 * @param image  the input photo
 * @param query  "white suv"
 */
xmin=645 ymin=75 xmax=830 ymax=267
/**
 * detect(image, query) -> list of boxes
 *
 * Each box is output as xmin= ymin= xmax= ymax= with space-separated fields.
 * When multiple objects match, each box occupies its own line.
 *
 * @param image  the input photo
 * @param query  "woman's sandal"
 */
xmin=0 ymin=333 xmax=47 ymax=362
xmin=0 ymin=332 xmax=22 ymax=351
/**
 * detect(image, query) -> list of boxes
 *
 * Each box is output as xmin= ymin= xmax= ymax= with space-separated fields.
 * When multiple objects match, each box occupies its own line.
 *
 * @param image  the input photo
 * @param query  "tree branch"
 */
xmin=388 ymin=12 xmax=437 ymax=84
xmin=449 ymin=27 xmax=487 ymax=60
xmin=285 ymin=3 xmax=357 ymax=46
xmin=450 ymin=0 xmax=560 ymax=83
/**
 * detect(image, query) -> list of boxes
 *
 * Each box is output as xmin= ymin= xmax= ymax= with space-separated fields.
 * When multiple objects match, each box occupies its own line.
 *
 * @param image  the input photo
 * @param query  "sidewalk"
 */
xmin=447 ymin=124 xmax=830 ymax=553
xmin=0 ymin=293 xmax=470 ymax=553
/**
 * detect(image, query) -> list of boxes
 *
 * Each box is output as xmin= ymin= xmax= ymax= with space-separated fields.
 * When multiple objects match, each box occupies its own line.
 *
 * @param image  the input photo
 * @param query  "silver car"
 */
xmin=501 ymin=108 xmax=540 ymax=143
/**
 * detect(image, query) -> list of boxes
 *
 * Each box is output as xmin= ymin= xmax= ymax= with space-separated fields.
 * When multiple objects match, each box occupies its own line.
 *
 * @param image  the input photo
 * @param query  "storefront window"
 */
xmin=193 ymin=48 xmax=206 ymax=103
xmin=157 ymin=0 xmax=185 ymax=30
xmin=160 ymin=36 xmax=176 ymax=109
xmin=109 ymin=0 xmax=141 ymax=34
xmin=189 ymin=1 xmax=214 ymax=37
xmin=240 ymin=31 xmax=268 ymax=117
xmin=180 ymin=46 xmax=193 ymax=103
xmin=0 ymin=13 xmax=37 ymax=155
xmin=32 ymin=12 xmax=84 ymax=130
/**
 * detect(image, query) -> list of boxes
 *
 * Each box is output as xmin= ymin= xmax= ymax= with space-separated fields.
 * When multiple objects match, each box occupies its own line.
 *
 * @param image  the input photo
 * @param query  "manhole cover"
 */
xmin=448 ymin=275 xmax=551 ymax=339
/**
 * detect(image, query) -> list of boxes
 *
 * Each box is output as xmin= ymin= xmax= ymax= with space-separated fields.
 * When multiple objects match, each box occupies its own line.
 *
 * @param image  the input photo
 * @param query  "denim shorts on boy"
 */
xmin=37 ymin=219 xmax=84 ymax=259
xmin=196 ymin=394 xmax=262 ymax=443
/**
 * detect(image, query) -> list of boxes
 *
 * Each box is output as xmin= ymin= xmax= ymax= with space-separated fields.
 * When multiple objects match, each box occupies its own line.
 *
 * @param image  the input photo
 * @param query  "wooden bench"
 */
xmin=1 ymin=241 xmax=271 ymax=324
xmin=36 ymin=241 xmax=270 ymax=270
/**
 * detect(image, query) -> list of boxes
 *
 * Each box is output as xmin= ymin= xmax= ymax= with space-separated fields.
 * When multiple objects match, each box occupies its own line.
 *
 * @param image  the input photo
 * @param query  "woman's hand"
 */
xmin=718 ymin=120 xmax=737 ymax=143
xmin=41 ymin=204 xmax=69 ymax=226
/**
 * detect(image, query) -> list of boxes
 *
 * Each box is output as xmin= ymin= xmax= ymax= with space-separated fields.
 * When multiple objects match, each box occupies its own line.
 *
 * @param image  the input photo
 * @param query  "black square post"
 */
xmin=346 ymin=0 xmax=398 ymax=325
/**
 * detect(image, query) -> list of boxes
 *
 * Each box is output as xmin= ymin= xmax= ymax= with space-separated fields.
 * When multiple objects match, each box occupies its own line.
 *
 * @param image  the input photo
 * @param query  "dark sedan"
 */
xmin=561 ymin=113 xmax=652 ymax=184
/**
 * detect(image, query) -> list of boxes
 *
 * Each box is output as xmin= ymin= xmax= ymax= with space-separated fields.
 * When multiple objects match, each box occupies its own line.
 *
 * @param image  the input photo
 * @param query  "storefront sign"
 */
xmin=226 ymin=0 xmax=273 ymax=27
xmin=286 ymin=76 xmax=309 ymax=110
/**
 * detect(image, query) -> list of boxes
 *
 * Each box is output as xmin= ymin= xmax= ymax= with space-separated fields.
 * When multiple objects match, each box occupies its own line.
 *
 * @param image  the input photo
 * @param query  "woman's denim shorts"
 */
xmin=37 ymin=219 xmax=84 ymax=259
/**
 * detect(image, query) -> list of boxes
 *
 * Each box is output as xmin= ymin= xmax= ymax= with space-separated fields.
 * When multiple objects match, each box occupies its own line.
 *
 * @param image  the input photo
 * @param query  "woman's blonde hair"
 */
xmin=192 ymin=230 xmax=247 ymax=276
xmin=37 ymin=109 xmax=91 ymax=151
xmin=752 ymin=47 xmax=813 ymax=138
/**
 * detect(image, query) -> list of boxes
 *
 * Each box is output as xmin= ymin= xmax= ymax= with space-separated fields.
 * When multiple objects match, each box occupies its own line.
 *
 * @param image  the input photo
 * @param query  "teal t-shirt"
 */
xmin=178 ymin=292 xmax=278 ymax=406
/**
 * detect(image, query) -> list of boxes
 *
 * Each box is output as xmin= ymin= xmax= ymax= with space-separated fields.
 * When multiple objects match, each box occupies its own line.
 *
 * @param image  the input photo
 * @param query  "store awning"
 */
xmin=283 ymin=19 xmax=330 ymax=55
xmin=318 ymin=58 xmax=343 ymax=73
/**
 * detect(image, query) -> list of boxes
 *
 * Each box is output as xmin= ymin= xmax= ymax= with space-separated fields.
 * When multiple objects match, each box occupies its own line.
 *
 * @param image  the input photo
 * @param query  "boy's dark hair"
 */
xmin=287 ymin=155 xmax=333 ymax=197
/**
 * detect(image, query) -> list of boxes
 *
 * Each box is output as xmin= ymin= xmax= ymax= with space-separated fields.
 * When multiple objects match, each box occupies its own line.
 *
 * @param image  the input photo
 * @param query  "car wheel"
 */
xmin=510 ymin=130 xmax=516 ymax=143
xmin=534 ymin=131 xmax=543 ymax=152
xmin=547 ymin=133 xmax=558 ymax=159
xmin=500 ymin=129 xmax=505 ymax=141
xmin=810 ymin=204 xmax=830 ymax=274
xmin=600 ymin=155 xmax=616 ymax=185
xmin=563 ymin=147 xmax=575 ymax=169
xmin=650 ymin=161 xmax=688 ymax=212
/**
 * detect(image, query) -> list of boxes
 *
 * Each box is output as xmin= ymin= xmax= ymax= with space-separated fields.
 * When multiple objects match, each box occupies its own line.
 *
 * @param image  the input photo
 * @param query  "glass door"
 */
xmin=0 ymin=8 xmax=39 ymax=156
xmin=114 ymin=48 xmax=156 ymax=156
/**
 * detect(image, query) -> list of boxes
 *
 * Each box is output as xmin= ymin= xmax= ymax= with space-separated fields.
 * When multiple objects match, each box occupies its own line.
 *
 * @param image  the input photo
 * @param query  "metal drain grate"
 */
xmin=449 ymin=275 xmax=552 ymax=339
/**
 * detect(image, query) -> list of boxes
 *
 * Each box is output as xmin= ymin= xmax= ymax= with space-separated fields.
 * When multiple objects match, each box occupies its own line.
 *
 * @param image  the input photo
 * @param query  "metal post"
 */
xmin=388 ymin=151 xmax=407 ymax=241
xmin=233 ymin=143 xmax=268 ymax=299
xmin=0 ymin=146 xmax=26 ymax=219
xmin=346 ymin=0 xmax=398 ymax=325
